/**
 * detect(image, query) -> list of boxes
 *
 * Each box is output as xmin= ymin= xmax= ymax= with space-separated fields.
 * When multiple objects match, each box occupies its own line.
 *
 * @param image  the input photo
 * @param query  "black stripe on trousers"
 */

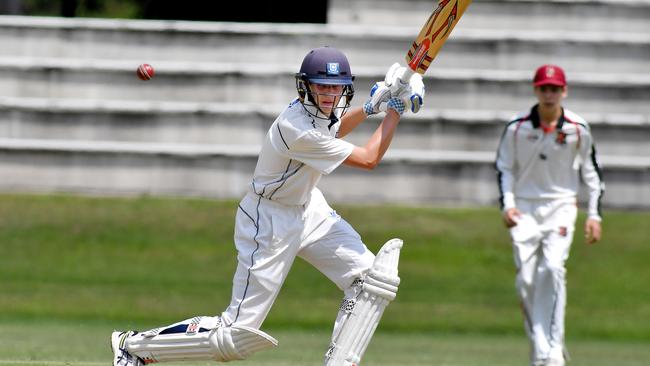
xmin=233 ymin=193 xmax=264 ymax=323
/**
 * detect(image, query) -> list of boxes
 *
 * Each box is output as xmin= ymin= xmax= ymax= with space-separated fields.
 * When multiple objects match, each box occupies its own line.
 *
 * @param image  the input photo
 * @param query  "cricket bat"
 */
xmin=403 ymin=0 xmax=473 ymax=79
xmin=385 ymin=0 xmax=472 ymax=113
xmin=373 ymin=0 xmax=472 ymax=113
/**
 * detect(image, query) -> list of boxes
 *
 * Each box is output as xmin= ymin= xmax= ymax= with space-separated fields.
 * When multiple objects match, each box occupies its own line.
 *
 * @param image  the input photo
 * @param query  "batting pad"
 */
xmin=127 ymin=322 xmax=278 ymax=363
xmin=325 ymin=238 xmax=403 ymax=366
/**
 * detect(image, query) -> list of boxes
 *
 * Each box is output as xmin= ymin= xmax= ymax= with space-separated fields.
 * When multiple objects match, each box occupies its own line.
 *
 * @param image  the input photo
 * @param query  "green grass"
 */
xmin=1 ymin=193 xmax=649 ymax=365
xmin=1 ymin=322 xmax=650 ymax=366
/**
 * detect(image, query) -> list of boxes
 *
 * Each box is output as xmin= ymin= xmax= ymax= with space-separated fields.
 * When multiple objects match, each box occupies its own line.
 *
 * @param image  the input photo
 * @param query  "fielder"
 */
xmin=495 ymin=65 xmax=605 ymax=366
xmin=111 ymin=46 xmax=424 ymax=366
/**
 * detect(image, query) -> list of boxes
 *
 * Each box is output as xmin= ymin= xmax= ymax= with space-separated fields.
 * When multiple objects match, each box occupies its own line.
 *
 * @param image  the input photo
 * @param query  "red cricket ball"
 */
xmin=136 ymin=63 xmax=155 ymax=81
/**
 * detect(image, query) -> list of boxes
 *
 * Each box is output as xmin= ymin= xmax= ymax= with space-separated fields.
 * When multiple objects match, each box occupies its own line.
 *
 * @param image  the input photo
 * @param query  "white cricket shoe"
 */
xmin=111 ymin=331 xmax=144 ymax=366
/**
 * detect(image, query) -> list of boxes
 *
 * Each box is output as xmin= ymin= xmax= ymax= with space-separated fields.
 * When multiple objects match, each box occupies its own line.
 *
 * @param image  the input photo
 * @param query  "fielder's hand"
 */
xmin=585 ymin=218 xmax=602 ymax=244
xmin=502 ymin=207 xmax=522 ymax=228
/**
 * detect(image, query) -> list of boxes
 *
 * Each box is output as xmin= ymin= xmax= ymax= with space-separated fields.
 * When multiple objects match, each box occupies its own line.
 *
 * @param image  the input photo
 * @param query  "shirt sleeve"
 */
xmin=289 ymin=129 xmax=355 ymax=175
xmin=495 ymin=124 xmax=517 ymax=211
xmin=578 ymin=129 xmax=605 ymax=220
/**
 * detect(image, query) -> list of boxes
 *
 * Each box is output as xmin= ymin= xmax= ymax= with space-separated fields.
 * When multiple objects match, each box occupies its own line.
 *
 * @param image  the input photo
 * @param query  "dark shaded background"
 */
xmin=0 ymin=0 xmax=329 ymax=23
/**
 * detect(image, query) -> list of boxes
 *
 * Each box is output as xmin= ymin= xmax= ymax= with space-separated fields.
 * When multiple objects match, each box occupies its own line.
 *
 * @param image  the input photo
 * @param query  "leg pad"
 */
xmin=125 ymin=317 xmax=278 ymax=363
xmin=324 ymin=238 xmax=403 ymax=366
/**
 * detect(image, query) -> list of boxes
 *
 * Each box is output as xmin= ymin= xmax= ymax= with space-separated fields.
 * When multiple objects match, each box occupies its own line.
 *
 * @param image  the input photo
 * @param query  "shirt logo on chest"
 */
xmin=526 ymin=133 xmax=539 ymax=142
xmin=555 ymin=132 xmax=567 ymax=145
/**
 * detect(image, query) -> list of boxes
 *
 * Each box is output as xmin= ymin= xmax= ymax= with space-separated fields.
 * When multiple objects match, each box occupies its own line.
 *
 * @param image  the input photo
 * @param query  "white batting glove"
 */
xmin=403 ymin=73 xmax=425 ymax=114
xmin=384 ymin=62 xmax=426 ymax=114
xmin=363 ymin=81 xmax=391 ymax=115
xmin=364 ymin=63 xmax=426 ymax=115
xmin=363 ymin=96 xmax=406 ymax=116
xmin=384 ymin=62 xmax=408 ymax=90
xmin=386 ymin=97 xmax=406 ymax=115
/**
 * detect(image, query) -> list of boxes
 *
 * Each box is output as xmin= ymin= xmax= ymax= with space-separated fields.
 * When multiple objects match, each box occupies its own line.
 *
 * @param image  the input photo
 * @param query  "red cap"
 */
xmin=533 ymin=64 xmax=566 ymax=87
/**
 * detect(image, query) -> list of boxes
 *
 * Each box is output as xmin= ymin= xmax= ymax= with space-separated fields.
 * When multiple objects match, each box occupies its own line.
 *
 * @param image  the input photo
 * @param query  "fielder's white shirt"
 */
xmin=250 ymin=99 xmax=354 ymax=206
xmin=496 ymin=105 xmax=605 ymax=220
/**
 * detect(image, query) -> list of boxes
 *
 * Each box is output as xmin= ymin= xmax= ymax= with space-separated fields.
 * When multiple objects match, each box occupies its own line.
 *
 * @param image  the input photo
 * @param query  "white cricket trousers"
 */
xmin=509 ymin=198 xmax=577 ymax=364
xmin=221 ymin=188 xmax=375 ymax=329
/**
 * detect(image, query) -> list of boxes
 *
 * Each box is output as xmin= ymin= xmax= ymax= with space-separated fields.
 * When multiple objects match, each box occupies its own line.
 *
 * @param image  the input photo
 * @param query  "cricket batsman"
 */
xmin=110 ymin=46 xmax=424 ymax=365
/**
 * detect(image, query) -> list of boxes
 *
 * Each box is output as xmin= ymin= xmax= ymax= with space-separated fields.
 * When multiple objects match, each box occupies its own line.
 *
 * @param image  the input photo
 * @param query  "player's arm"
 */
xmin=338 ymin=106 xmax=369 ymax=138
xmin=495 ymin=124 xmax=520 ymax=227
xmin=344 ymin=107 xmax=402 ymax=170
xmin=579 ymin=130 xmax=605 ymax=243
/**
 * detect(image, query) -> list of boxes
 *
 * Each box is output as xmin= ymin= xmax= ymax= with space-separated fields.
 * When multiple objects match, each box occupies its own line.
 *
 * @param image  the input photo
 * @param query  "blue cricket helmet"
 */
xmin=295 ymin=46 xmax=355 ymax=119
xmin=297 ymin=46 xmax=354 ymax=85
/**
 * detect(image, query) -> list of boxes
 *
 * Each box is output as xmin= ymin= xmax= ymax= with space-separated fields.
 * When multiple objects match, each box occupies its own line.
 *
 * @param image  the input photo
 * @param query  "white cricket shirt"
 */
xmin=495 ymin=105 xmax=604 ymax=220
xmin=250 ymin=99 xmax=354 ymax=206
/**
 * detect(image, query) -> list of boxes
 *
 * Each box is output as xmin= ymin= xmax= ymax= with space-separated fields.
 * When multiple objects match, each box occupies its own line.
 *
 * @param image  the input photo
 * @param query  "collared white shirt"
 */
xmin=250 ymin=99 xmax=354 ymax=206
xmin=496 ymin=105 xmax=605 ymax=220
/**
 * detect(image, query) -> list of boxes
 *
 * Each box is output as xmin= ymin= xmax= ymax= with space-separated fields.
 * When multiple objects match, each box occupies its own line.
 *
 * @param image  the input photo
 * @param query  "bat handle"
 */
xmin=394 ymin=66 xmax=415 ymax=89
xmin=402 ymin=67 xmax=416 ymax=81
xmin=394 ymin=67 xmax=417 ymax=96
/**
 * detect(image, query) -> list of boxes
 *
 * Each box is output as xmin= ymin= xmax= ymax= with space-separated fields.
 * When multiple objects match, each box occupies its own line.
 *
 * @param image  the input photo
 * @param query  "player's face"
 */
xmin=311 ymin=83 xmax=343 ymax=116
xmin=534 ymin=84 xmax=567 ymax=108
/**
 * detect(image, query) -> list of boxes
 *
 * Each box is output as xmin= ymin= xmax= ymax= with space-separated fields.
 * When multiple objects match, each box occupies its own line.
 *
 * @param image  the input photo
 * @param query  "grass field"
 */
xmin=1 ymin=194 xmax=649 ymax=365
xmin=2 ymin=322 xmax=650 ymax=366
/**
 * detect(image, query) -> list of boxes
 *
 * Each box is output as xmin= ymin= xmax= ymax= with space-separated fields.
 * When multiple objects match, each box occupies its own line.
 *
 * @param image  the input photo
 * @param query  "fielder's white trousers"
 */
xmin=509 ymin=198 xmax=577 ymax=364
xmin=221 ymin=188 xmax=375 ymax=329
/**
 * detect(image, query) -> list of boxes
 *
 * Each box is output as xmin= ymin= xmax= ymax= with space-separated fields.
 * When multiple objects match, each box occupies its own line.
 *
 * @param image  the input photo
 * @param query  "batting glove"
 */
xmin=363 ymin=81 xmax=391 ymax=115
xmin=386 ymin=97 xmax=406 ymax=115
xmin=403 ymin=73 xmax=425 ymax=114
xmin=383 ymin=62 xmax=426 ymax=114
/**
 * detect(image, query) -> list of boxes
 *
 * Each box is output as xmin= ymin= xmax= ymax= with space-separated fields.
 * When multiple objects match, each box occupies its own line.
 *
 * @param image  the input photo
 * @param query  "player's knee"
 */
xmin=515 ymin=267 xmax=534 ymax=291
xmin=541 ymin=258 xmax=565 ymax=274
xmin=540 ymin=258 xmax=567 ymax=284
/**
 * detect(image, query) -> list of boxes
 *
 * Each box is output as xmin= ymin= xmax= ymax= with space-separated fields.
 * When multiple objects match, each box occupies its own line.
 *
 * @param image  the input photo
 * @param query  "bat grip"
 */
xmin=394 ymin=67 xmax=415 ymax=94
xmin=402 ymin=67 xmax=416 ymax=81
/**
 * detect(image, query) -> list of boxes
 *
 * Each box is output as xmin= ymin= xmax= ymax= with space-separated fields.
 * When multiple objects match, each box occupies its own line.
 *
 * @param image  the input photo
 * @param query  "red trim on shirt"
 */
xmin=541 ymin=124 xmax=556 ymax=134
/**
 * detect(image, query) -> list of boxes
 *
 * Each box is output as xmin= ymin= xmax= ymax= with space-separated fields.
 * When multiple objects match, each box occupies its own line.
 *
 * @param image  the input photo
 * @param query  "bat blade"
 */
xmin=406 ymin=0 xmax=473 ymax=75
